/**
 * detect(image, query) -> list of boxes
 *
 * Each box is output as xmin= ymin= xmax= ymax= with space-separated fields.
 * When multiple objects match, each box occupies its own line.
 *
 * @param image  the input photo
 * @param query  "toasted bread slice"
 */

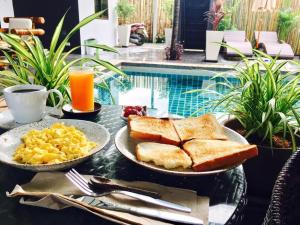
xmin=128 ymin=115 xmax=181 ymax=146
xmin=172 ymin=114 xmax=228 ymax=142
xmin=183 ymin=139 xmax=258 ymax=172
xmin=136 ymin=142 xmax=192 ymax=169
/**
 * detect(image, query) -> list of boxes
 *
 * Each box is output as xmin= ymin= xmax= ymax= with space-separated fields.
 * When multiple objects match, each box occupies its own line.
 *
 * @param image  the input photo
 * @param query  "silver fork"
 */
xmin=65 ymin=168 xmax=191 ymax=213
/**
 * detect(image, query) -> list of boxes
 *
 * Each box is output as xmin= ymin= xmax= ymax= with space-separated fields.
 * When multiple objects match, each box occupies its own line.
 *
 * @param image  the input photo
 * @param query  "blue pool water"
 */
xmin=95 ymin=69 xmax=238 ymax=117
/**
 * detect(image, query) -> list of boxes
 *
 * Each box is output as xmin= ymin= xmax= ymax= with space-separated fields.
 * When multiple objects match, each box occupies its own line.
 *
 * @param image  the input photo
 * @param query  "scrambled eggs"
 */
xmin=13 ymin=123 xmax=97 ymax=164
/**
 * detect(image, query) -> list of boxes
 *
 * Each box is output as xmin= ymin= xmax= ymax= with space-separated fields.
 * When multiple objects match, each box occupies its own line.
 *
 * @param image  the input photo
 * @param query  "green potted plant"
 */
xmin=204 ymin=0 xmax=226 ymax=62
xmin=162 ymin=0 xmax=174 ymax=46
xmin=216 ymin=0 xmax=240 ymax=31
xmin=191 ymin=48 xmax=300 ymax=197
xmin=116 ymin=0 xmax=135 ymax=47
xmin=205 ymin=0 xmax=241 ymax=61
xmin=0 ymin=11 xmax=126 ymax=106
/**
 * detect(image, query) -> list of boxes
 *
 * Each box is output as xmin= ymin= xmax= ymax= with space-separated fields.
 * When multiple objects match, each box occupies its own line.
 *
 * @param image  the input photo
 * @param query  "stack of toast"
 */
xmin=128 ymin=114 xmax=258 ymax=172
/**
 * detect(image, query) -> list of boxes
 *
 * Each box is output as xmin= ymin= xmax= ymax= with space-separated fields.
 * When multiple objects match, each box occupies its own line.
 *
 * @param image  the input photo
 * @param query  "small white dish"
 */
xmin=0 ymin=108 xmax=55 ymax=130
xmin=120 ymin=115 xmax=129 ymax=121
xmin=0 ymin=119 xmax=110 ymax=171
xmin=0 ymin=110 xmax=18 ymax=130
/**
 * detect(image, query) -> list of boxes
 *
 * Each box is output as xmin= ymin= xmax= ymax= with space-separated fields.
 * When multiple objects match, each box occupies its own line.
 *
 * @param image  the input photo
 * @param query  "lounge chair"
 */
xmin=223 ymin=31 xmax=253 ymax=58
xmin=255 ymin=31 xmax=294 ymax=59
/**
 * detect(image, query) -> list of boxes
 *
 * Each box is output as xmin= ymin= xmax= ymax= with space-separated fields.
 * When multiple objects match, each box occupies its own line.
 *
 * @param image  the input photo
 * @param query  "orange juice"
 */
xmin=69 ymin=69 xmax=94 ymax=111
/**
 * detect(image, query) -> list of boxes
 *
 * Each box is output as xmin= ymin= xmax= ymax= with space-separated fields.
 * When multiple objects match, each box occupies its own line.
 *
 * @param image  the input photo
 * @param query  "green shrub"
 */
xmin=218 ymin=16 xmax=237 ymax=31
xmin=116 ymin=0 xmax=135 ymax=24
xmin=162 ymin=0 xmax=174 ymax=23
xmin=217 ymin=0 xmax=241 ymax=31
xmin=278 ymin=8 xmax=300 ymax=41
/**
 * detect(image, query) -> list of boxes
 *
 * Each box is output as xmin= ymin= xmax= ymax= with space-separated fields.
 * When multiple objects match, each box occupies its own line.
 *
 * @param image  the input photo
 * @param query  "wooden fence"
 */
xmin=127 ymin=0 xmax=300 ymax=54
xmin=227 ymin=0 xmax=300 ymax=54
xmin=124 ymin=0 xmax=172 ymax=41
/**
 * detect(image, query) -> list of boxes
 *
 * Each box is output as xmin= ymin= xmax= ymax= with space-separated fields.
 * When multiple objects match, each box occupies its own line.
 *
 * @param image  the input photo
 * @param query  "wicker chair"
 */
xmin=0 ymin=17 xmax=45 ymax=36
xmin=263 ymin=149 xmax=300 ymax=225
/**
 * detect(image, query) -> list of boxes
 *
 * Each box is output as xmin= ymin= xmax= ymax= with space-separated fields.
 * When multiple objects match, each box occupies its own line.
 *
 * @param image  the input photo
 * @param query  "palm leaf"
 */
xmin=0 ymin=11 xmax=124 ymax=107
xmin=88 ymin=58 xmax=127 ymax=77
xmin=53 ymin=10 xmax=106 ymax=65
xmin=52 ymin=46 xmax=81 ymax=76
xmin=83 ymin=44 xmax=119 ymax=54
xmin=0 ymin=34 xmax=38 ymax=68
xmin=49 ymin=11 xmax=67 ymax=59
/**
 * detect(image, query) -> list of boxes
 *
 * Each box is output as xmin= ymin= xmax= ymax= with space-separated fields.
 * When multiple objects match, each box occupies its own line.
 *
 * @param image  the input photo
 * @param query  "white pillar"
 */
xmin=0 ymin=0 xmax=14 ymax=28
xmin=152 ymin=0 xmax=159 ymax=43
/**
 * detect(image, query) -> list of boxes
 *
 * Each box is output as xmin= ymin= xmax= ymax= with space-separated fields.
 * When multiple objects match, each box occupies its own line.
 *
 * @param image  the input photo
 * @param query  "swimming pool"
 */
xmin=95 ymin=65 xmax=238 ymax=117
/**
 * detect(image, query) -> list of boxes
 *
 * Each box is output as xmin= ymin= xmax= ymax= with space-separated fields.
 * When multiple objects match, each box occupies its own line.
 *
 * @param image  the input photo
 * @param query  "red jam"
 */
xmin=123 ymin=106 xmax=146 ymax=117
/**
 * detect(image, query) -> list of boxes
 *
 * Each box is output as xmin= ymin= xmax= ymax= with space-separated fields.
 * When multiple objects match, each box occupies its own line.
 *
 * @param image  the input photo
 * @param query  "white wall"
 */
xmin=0 ymin=0 xmax=14 ymax=28
xmin=78 ymin=0 xmax=118 ymax=55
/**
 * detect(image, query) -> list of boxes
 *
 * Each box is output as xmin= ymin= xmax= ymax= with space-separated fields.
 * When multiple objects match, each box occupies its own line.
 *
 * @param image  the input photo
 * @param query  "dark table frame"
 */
xmin=0 ymin=105 xmax=247 ymax=225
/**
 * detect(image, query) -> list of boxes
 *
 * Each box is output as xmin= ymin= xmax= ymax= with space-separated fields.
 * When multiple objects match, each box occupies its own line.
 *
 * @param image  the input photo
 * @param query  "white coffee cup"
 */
xmin=3 ymin=84 xmax=63 ymax=124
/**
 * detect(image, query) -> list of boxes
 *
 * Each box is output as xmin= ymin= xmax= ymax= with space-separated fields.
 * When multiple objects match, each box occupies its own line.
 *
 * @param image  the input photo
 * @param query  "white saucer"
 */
xmin=0 ymin=107 xmax=57 ymax=130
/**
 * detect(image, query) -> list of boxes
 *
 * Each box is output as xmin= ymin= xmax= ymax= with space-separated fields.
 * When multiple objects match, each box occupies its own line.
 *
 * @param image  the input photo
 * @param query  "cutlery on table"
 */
xmin=76 ymin=196 xmax=203 ymax=225
xmin=65 ymin=169 xmax=191 ymax=213
xmin=90 ymin=176 xmax=161 ymax=199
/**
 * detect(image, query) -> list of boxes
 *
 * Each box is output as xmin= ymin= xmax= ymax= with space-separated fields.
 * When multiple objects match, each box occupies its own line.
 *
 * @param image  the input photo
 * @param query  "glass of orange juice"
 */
xmin=69 ymin=66 xmax=94 ymax=111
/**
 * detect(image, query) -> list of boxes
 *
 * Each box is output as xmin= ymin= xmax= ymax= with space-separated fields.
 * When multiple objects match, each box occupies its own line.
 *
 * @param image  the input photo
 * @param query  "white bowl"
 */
xmin=0 ymin=119 xmax=110 ymax=171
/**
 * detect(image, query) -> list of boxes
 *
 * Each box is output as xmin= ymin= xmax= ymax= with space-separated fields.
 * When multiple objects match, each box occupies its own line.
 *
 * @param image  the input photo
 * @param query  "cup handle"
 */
xmin=47 ymin=89 xmax=64 ymax=110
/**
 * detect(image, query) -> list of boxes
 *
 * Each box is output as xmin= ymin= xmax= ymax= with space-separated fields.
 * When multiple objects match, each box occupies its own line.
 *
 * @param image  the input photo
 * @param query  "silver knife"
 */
xmin=114 ymin=190 xmax=191 ymax=213
xmin=79 ymin=196 xmax=203 ymax=225
xmin=88 ymin=184 xmax=191 ymax=213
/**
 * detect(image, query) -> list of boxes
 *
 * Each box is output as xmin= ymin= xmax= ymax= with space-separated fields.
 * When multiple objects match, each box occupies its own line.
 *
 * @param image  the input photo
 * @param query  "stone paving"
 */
xmin=90 ymin=43 xmax=300 ymax=71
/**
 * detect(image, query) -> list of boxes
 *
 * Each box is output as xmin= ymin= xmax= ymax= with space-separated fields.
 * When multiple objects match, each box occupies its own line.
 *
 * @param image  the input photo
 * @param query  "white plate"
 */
xmin=0 ymin=119 xmax=110 ymax=171
xmin=115 ymin=126 xmax=248 ymax=176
